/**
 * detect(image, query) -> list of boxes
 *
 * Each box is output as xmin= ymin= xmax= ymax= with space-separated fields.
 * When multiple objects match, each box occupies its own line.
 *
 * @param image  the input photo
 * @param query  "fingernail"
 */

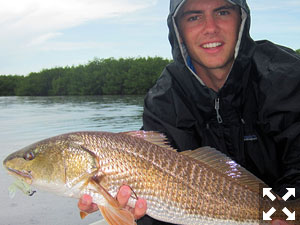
xmin=137 ymin=201 xmax=144 ymax=209
xmin=121 ymin=187 xmax=130 ymax=197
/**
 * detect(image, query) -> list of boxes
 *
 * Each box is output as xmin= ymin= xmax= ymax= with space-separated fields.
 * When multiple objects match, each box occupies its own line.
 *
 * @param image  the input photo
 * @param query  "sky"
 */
xmin=1 ymin=0 xmax=300 ymax=76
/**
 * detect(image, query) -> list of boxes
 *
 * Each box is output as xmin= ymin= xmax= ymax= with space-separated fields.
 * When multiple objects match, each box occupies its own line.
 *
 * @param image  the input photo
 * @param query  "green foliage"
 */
xmin=0 ymin=75 xmax=24 ymax=96
xmin=0 ymin=57 xmax=172 ymax=96
xmin=296 ymin=49 xmax=300 ymax=54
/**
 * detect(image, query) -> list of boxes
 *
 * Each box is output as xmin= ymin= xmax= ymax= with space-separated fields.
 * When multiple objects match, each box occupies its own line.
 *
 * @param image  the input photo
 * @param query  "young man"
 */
xmin=79 ymin=0 xmax=300 ymax=224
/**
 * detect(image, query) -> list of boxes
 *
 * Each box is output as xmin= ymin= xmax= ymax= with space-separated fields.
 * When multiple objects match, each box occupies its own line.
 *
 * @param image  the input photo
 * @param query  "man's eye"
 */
xmin=218 ymin=10 xmax=230 ymax=16
xmin=187 ymin=15 xmax=200 ymax=22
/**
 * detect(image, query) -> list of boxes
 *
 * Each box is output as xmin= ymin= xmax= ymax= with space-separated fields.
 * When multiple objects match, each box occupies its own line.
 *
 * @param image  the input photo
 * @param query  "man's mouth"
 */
xmin=202 ymin=42 xmax=222 ymax=49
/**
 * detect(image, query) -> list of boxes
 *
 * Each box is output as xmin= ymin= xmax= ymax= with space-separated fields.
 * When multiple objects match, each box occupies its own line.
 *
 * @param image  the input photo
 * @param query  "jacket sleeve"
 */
xmin=256 ymin=44 xmax=300 ymax=198
xmin=137 ymin=215 xmax=174 ymax=225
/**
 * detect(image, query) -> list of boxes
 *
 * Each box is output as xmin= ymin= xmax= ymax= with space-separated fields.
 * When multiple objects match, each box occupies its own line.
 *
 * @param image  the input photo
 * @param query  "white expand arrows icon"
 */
xmin=262 ymin=188 xmax=296 ymax=221
xmin=282 ymin=188 xmax=296 ymax=201
xmin=282 ymin=207 xmax=296 ymax=220
xmin=263 ymin=207 xmax=276 ymax=220
xmin=263 ymin=188 xmax=276 ymax=201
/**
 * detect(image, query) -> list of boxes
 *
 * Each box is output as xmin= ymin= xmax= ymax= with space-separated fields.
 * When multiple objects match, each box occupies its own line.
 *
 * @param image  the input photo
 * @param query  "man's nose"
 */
xmin=203 ymin=15 xmax=219 ymax=35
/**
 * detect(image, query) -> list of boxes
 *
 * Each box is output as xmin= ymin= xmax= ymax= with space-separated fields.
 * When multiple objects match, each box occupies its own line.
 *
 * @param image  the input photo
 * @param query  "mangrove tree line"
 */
xmin=1 ymin=49 xmax=300 ymax=96
xmin=0 ymin=57 xmax=172 ymax=96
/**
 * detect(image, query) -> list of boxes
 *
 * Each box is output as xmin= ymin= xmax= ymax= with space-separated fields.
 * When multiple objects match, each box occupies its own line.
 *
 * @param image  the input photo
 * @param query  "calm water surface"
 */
xmin=0 ymin=95 xmax=144 ymax=225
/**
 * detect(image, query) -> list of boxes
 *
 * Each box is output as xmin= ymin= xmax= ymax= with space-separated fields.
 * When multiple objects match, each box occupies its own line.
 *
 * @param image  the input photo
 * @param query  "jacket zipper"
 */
xmin=215 ymin=98 xmax=223 ymax=124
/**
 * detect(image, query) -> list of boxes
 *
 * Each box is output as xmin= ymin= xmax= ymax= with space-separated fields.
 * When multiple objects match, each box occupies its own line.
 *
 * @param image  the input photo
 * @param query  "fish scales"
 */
xmin=3 ymin=131 xmax=300 ymax=225
xmin=74 ymin=132 xmax=261 ymax=223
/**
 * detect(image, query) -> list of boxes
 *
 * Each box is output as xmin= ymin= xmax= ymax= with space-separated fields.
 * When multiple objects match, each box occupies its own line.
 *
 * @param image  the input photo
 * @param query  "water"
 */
xmin=0 ymin=96 xmax=144 ymax=225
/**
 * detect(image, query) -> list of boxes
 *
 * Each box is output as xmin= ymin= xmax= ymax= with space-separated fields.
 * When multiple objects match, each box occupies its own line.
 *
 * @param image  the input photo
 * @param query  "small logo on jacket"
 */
xmin=243 ymin=135 xmax=258 ymax=142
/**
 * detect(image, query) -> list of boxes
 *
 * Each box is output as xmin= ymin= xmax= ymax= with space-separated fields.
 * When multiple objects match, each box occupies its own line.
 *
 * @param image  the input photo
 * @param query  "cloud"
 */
xmin=0 ymin=0 xmax=157 ymax=49
xmin=38 ymin=40 xmax=118 ymax=52
xmin=12 ymin=0 xmax=151 ymax=30
xmin=27 ymin=32 xmax=63 ymax=47
xmin=0 ymin=0 xmax=161 ymax=74
xmin=1 ymin=0 xmax=156 ymax=30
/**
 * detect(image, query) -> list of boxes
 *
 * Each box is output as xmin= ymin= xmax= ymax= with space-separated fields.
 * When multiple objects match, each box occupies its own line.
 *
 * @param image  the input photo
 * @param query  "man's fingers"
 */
xmin=78 ymin=194 xmax=98 ymax=213
xmin=78 ymin=194 xmax=92 ymax=211
xmin=117 ymin=185 xmax=132 ymax=208
xmin=133 ymin=198 xmax=147 ymax=220
xmin=116 ymin=186 xmax=147 ymax=220
xmin=78 ymin=187 xmax=146 ymax=220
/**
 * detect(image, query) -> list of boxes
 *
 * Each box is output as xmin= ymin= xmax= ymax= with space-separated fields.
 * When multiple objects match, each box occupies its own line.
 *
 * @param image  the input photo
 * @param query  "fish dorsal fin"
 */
xmin=181 ymin=146 xmax=267 ymax=192
xmin=122 ymin=131 xmax=176 ymax=152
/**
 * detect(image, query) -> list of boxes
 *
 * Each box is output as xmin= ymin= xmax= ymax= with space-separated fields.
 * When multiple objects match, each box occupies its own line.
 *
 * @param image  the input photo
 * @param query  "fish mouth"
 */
xmin=6 ymin=167 xmax=33 ymax=184
xmin=3 ymin=151 xmax=34 ymax=184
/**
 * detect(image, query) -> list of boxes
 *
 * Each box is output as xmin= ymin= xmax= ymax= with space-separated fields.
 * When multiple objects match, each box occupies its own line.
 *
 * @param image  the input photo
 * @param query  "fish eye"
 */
xmin=24 ymin=152 xmax=35 ymax=161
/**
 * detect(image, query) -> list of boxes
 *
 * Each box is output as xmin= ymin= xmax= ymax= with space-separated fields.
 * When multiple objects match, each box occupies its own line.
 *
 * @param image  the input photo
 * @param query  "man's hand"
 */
xmin=116 ymin=185 xmax=147 ymax=220
xmin=78 ymin=185 xmax=147 ymax=220
xmin=78 ymin=194 xmax=98 ymax=214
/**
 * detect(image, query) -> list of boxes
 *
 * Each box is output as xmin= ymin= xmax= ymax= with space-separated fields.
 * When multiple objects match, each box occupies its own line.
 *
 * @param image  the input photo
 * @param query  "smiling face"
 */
xmin=177 ymin=0 xmax=241 ymax=77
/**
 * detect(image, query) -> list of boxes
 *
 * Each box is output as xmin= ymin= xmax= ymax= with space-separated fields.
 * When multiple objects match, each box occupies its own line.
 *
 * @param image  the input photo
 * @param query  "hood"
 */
xmin=167 ymin=0 xmax=255 ymax=85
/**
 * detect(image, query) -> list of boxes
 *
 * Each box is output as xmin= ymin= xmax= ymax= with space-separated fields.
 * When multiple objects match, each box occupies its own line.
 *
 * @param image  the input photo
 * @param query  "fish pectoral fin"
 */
xmin=90 ymin=177 xmax=120 ymax=208
xmin=90 ymin=178 xmax=136 ymax=225
xmin=80 ymin=211 xmax=89 ymax=219
xmin=99 ymin=205 xmax=136 ymax=225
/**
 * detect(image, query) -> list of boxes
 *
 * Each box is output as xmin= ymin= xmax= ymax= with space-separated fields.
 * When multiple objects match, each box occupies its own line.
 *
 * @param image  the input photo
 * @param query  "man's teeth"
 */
xmin=202 ymin=42 xmax=222 ymax=48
